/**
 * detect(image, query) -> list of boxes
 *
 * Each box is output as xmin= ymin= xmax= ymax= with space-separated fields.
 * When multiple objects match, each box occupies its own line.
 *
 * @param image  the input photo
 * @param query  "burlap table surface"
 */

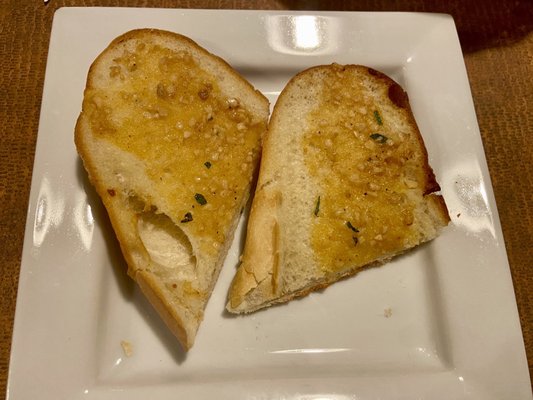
xmin=1 ymin=0 xmax=531 ymax=395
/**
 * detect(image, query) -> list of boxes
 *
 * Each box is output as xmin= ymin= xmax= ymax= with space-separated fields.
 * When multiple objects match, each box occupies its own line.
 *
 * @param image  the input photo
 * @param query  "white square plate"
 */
xmin=8 ymin=8 xmax=532 ymax=400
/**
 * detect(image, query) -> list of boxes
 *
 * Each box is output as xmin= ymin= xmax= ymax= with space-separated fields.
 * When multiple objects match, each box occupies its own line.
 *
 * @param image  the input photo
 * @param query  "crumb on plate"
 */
xmin=121 ymin=340 xmax=133 ymax=357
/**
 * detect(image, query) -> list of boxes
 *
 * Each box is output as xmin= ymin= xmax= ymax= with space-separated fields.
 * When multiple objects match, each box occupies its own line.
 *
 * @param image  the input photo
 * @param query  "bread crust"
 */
xmin=135 ymin=270 xmax=192 ymax=349
xmin=227 ymin=64 xmax=450 ymax=313
xmin=228 ymin=188 xmax=281 ymax=310
xmin=75 ymin=29 xmax=269 ymax=348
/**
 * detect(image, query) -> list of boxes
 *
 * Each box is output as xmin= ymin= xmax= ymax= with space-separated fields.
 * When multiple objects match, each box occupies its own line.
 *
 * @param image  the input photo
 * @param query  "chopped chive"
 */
xmin=314 ymin=196 xmax=321 ymax=217
xmin=204 ymin=161 xmax=212 ymax=169
xmin=180 ymin=212 xmax=193 ymax=223
xmin=346 ymin=221 xmax=359 ymax=232
xmin=370 ymin=133 xmax=388 ymax=143
xmin=374 ymin=110 xmax=383 ymax=125
xmin=195 ymin=193 xmax=207 ymax=205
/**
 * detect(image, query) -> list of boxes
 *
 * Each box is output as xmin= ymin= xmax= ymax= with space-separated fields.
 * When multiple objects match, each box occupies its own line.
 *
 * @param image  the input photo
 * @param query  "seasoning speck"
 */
xmin=370 ymin=133 xmax=388 ymax=143
xmin=346 ymin=221 xmax=359 ymax=232
xmin=180 ymin=212 xmax=193 ymax=223
xmin=374 ymin=110 xmax=383 ymax=125
xmin=314 ymin=196 xmax=321 ymax=217
xmin=195 ymin=193 xmax=207 ymax=205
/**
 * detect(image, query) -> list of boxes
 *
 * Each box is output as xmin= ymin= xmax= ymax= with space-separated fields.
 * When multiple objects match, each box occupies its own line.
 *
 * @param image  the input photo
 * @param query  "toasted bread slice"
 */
xmin=227 ymin=64 xmax=449 ymax=313
xmin=75 ymin=29 xmax=269 ymax=349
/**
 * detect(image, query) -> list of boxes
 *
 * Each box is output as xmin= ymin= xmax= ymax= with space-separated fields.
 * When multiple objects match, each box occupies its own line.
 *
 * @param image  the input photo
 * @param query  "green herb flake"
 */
xmin=204 ymin=161 xmax=212 ymax=169
xmin=195 ymin=193 xmax=207 ymax=205
xmin=180 ymin=212 xmax=193 ymax=223
xmin=352 ymin=236 xmax=359 ymax=246
xmin=314 ymin=196 xmax=321 ymax=217
xmin=373 ymin=110 xmax=383 ymax=125
xmin=346 ymin=221 xmax=359 ymax=232
xmin=370 ymin=133 xmax=388 ymax=143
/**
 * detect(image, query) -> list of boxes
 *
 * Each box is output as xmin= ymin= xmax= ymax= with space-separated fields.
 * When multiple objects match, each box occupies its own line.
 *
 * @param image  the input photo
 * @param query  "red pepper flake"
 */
xmin=107 ymin=189 xmax=116 ymax=197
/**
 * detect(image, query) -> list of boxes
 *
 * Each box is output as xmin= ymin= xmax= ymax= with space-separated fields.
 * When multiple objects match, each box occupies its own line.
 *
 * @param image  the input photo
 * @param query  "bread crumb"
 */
xmin=121 ymin=340 xmax=133 ymax=357
xmin=384 ymin=308 xmax=392 ymax=318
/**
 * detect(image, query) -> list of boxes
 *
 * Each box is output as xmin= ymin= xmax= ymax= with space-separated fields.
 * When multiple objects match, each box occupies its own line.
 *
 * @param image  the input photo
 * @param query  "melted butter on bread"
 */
xmin=83 ymin=43 xmax=264 ymax=256
xmin=303 ymin=66 xmax=424 ymax=271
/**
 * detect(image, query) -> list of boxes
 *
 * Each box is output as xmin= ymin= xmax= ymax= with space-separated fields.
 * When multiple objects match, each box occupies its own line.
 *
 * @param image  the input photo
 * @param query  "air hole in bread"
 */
xmin=137 ymin=211 xmax=196 ymax=272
